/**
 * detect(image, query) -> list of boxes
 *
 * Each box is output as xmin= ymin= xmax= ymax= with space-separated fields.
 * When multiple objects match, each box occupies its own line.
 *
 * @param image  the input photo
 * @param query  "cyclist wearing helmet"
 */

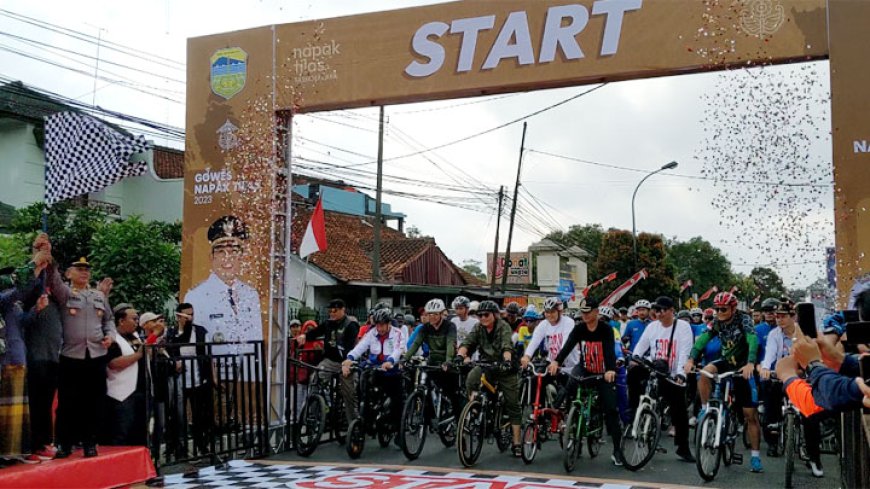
xmin=521 ymin=297 xmax=578 ymax=374
xmin=550 ymin=296 xmax=624 ymax=466
xmin=755 ymin=298 xmax=780 ymax=365
xmin=343 ymin=309 xmax=405 ymax=432
xmin=455 ymin=300 xmax=522 ymax=456
xmin=622 ymin=299 xmax=652 ymax=352
xmin=405 ymin=298 xmax=461 ymax=420
xmin=618 ymin=307 xmax=629 ymax=334
xmin=450 ymin=296 xmax=478 ymax=350
xmin=600 ymin=305 xmax=630 ymax=423
xmin=514 ymin=306 xmax=542 ymax=355
xmin=688 ymin=307 xmax=705 ymax=329
xmin=504 ymin=301 xmax=522 ymax=332
xmin=684 ymin=292 xmax=763 ymax=473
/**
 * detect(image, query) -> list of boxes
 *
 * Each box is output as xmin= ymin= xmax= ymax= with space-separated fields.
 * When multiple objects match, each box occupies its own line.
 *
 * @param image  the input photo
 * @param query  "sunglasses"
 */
xmin=715 ymin=307 xmax=730 ymax=313
xmin=479 ymin=312 xmax=492 ymax=318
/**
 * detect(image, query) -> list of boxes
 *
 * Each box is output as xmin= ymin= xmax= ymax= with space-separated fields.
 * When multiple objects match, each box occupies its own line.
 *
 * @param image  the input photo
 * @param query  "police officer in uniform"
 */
xmin=45 ymin=256 xmax=115 ymax=458
xmin=184 ymin=215 xmax=263 ymax=358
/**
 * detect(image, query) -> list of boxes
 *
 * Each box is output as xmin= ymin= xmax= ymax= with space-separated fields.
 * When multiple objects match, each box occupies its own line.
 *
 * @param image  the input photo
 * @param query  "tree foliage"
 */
xmin=547 ymin=224 xmax=606 ymax=278
xmin=461 ymin=259 xmax=486 ymax=280
xmin=667 ymin=236 xmax=733 ymax=299
xmin=9 ymin=202 xmax=107 ymax=268
xmin=91 ymin=216 xmax=181 ymax=314
xmin=749 ymin=266 xmax=786 ymax=300
xmin=594 ymin=230 xmax=677 ymax=306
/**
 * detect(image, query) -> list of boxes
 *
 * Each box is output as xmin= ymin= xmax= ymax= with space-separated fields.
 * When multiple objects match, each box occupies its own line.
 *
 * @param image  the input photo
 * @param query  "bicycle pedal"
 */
xmin=732 ymin=453 xmax=743 ymax=465
xmin=656 ymin=446 xmax=667 ymax=454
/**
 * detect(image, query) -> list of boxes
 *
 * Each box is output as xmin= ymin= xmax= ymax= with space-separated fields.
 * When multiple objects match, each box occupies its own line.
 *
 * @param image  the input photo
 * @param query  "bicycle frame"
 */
xmin=525 ymin=364 xmax=562 ymax=432
xmin=700 ymin=370 xmax=737 ymax=449
xmin=570 ymin=376 xmax=603 ymax=439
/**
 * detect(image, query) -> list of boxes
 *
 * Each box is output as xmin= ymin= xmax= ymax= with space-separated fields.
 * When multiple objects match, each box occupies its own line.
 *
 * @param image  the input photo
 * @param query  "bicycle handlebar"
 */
xmin=698 ymin=369 xmax=739 ymax=381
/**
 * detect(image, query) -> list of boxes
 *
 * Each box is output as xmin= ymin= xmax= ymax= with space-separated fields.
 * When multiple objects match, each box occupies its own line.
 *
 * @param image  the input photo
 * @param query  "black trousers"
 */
xmin=26 ymin=360 xmax=58 ymax=448
xmin=627 ymin=366 xmax=690 ymax=450
xmin=57 ymin=354 xmax=107 ymax=447
xmin=559 ymin=364 xmax=622 ymax=451
xmin=103 ymin=392 xmax=146 ymax=446
xmin=184 ymin=384 xmax=215 ymax=455
xmin=427 ymin=370 xmax=462 ymax=419
xmin=802 ymin=411 xmax=831 ymax=465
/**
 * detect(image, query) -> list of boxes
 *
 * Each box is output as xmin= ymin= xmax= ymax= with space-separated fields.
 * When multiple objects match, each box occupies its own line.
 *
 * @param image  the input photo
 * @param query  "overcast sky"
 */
xmin=0 ymin=0 xmax=834 ymax=289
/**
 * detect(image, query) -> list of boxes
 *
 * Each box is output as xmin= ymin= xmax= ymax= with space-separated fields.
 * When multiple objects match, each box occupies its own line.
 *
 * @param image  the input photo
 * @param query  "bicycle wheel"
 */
xmin=458 ymin=400 xmax=484 ymax=467
xmin=400 ymin=391 xmax=428 ymax=460
xmin=784 ymin=411 xmax=796 ymax=488
xmin=346 ymin=419 xmax=365 ymax=459
xmin=332 ymin=397 xmax=347 ymax=445
xmin=295 ymin=395 xmax=327 ymax=457
xmin=494 ymin=396 xmax=511 ymax=453
xmin=377 ymin=414 xmax=394 ymax=448
xmin=563 ymin=405 xmax=582 ymax=473
xmin=521 ymin=422 xmax=538 ymax=464
xmin=587 ymin=407 xmax=603 ymax=458
xmin=437 ymin=396 xmax=457 ymax=448
xmin=621 ymin=405 xmax=660 ymax=471
xmin=723 ymin=412 xmax=738 ymax=467
xmin=695 ymin=412 xmax=722 ymax=481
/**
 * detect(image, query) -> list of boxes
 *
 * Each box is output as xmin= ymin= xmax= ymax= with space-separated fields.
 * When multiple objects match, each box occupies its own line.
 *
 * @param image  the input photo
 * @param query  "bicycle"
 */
xmin=694 ymin=369 xmax=743 ymax=481
xmin=456 ymin=361 xmax=512 ymax=467
xmin=291 ymin=358 xmax=347 ymax=457
xmin=562 ymin=373 xmax=605 ymax=472
xmin=345 ymin=361 xmax=399 ymax=459
xmin=519 ymin=361 xmax=565 ymax=464
xmin=399 ymin=358 xmax=458 ymax=460
xmin=620 ymin=354 xmax=679 ymax=471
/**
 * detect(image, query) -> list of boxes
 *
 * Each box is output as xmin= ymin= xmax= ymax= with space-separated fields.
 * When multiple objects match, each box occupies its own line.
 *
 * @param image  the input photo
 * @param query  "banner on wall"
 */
xmin=487 ymin=252 xmax=531 ymax=285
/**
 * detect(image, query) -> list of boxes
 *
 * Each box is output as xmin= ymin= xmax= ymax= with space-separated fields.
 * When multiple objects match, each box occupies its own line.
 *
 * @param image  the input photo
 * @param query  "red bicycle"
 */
xmin=520 ymin=361 xmax=565 ymax=464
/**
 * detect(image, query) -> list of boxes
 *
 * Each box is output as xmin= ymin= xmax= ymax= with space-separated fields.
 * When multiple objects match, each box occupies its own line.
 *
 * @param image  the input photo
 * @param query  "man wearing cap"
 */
xmin=628 ymin=296 xmax=696 ymax=462
xmin=44 ymin=253 xmax=116 ymax=459
xmin=295 ymin=299 xmax=360 ymax=422
xmin=184 ymin=215 xmax=263 ymax=356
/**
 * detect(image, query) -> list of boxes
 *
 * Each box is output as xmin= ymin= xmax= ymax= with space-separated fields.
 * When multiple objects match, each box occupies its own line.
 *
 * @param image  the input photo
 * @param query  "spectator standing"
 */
xmin=103 ymin=306 xmax=146 ymax=445
xmin=170 ymin=303 xmax=214 ymax=457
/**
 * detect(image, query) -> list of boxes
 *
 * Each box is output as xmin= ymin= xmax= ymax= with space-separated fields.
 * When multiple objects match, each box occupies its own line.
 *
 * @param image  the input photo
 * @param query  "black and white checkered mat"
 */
xmin=163 ymin=460 xmax=674 ymax=488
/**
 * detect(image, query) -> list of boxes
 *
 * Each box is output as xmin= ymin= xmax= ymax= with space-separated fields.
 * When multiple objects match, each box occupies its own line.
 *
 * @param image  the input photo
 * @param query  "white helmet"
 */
xmin=468 ymin=301 xmax=480 ymax=313
xmin=634 ymin=299 xmax=652 ymax=310
xmin=543 ymin=297 xmax=563 ymax=311
xmin=599 ymin=306 xmax=615 ymax=319
xmin=690 ymin=307 xmax=704 ymax=316
xmin=424 ymin=298 xmax=446 ymax=313
xmin=452 ymin=296 xmax=471 ymax=309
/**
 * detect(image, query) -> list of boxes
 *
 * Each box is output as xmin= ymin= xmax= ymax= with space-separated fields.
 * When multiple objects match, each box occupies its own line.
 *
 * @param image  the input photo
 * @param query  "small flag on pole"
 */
xmin=699 ymin=286 xmax=719 ymax=302
xmin=44 ymin=112 xmax=151 ymax=205
xmin=299 ymin=198 xmax=327 ymax=258
xmin=602 ymin=269 xmax=648 ymax=306
xmin=680 ymin=279 xmax=694 ymax=293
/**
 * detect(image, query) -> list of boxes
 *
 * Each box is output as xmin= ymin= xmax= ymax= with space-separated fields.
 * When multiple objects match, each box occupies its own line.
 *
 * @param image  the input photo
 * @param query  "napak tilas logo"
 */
xmin=291 ymin=27 xmax=340 ymax=85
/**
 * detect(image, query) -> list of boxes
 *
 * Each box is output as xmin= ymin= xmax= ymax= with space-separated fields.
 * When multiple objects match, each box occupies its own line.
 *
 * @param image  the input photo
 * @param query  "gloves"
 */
xmin=499 ymin=360 xmax=513 ymax=373
xmin=453 ymin=355 xmax=465 ymax=367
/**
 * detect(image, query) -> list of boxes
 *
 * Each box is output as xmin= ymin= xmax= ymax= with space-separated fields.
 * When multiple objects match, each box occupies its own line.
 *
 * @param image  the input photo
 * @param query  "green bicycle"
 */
xmin=562 ymin=374 xmax=605 ymax=472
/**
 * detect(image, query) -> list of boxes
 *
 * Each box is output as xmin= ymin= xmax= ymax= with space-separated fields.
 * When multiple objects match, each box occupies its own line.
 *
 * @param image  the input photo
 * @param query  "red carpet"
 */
xmin=0 ymin=446 xmax=156 ymax=489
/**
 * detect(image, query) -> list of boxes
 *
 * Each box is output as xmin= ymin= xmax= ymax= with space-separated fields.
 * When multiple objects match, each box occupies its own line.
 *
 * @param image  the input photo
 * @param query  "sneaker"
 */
xmin=676 ymin=447 xmax=696 ymax=463
xmin=667 ymin=426 xmax=676 ymax=437
xmin=54 ymin=445 xmax=71 ymax=459
xmin=19 ymin=454 xmax=41 ymax=464
xmin=750 ymin=456 xmax=764 ymax=473
xmin=689 ymin=416 xmax=697 ymax=427
xmin=512 ymin=444 xmax=522 ymax=458
xmin=809 ymin=461 xmax=824 ymax=478
xmin=34 ymin=448 xmax=56 ymax=460
xmin=611 ymin=451 xmax=624 ymax=467
xmin=83 ymin=445 xmax=98 ymax=458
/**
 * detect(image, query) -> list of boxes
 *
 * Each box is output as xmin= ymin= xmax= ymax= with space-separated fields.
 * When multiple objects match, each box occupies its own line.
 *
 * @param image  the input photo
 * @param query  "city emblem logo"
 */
xmin=739 ymin=0 xmax=785 ymax=38
xmin=210 ymin=47 xmax=247 ymax=100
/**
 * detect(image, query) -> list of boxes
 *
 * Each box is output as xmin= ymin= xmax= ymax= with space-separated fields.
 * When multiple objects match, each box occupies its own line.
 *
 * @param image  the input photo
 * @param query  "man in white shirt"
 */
xmin=628 ymin=296 xmax=695 ymax=462
xmin=451 ymin=296 xmax=478 ymax=348
xmin=520 ymin=297 xmax=578 ymax=374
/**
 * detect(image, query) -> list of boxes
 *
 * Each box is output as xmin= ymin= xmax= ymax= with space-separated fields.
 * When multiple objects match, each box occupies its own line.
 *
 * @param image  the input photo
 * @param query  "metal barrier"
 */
xmin=145 ymin=341 xmax=268 ymax=472
xmin=840 ymin=411 xmax=870 ymax=489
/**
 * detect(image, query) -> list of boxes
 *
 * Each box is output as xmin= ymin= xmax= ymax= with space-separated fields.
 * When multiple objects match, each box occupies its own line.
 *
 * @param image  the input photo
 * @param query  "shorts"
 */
xmin=708 ymin=359 xmax=758 ymax=409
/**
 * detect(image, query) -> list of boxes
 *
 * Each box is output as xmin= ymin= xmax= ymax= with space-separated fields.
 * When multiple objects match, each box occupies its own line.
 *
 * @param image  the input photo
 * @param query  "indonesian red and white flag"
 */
xmin=299 ymin=198 xmax=327 ymax=258
xmin=602 ymin=269 xmax=649 ymax=306
xmin=699 ymin=286 xmax=719 ymax=302
xmin=580 ymin=272 xmax=618 ymax=298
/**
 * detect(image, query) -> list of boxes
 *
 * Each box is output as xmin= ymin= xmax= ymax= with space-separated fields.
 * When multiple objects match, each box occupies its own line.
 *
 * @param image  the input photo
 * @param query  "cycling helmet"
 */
xmin=468 ymin=301 xmax=480 ymax=313
xmin=373 ymin=301 xmax=390 ymax=311
xmin=690 ymin=307 xmax=704 ymax=317
xmin=523 ymin=306 xmax=542 ymax=320
xmin=677 ymin=310 xmax=691 ymax=320
xmin=634 ymin=299 xmax=652 ymax=310
xmin=628 ymin=306 xmax=637 ymax=317
xmin=505 ymin=302 xmax=521 ymax=315
xmin=599 ymin=306 xmax=615 ymax=319
xmin=759 ymin=297 xmax=781 ymax=312
xmin=404 ymin=314 xmax=416 ymax=325
xmin=713 ymin=292 xmax=738 ymax=307
xmin=704 ymin=307 xmax=715 ymax=317
xmin=372 ymin=309 xmax=392 ymax=325
xmin=477 ymin=300 xmax=500 ymax=314
xmin=394 ymin=312 xmax=406 ymax=323
xmin=424 ymin=298 xmax=446 ymax=313
xmin=452 ymin=296 xmax=471 ymax=309
xmin=543 ymin=297 xmax=563 ymax=312
xmin=619 ymin=307 xmax=628 ymax=315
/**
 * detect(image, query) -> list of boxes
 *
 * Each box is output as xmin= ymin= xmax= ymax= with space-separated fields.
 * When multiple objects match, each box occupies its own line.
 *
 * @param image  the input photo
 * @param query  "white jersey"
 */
xmin=761 ymin=327 xmax=793 ymax=370
xmin=452 ymin=316 xmax=478 ymax=347
xmin=525 ymin=315 xmax=578 ymax=372
xmin=632 ymin=319 xmax=694 ymax=377
xmin=348 ymin=326 xmax=405 ymax=363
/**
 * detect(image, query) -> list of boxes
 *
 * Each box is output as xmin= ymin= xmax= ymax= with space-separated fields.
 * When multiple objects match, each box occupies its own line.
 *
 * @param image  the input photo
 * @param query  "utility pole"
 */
xmin=489 ymin=185 xmax=505 ymax=294
xmin=501 ymin=122 xmax=527 ymax=293
xmin=371 ymin=106 xmax=385 ymax=307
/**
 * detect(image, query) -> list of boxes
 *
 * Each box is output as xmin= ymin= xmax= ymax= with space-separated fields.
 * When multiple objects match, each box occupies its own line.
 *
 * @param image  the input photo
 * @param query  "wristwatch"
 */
xmin=805 ymin=360 xmax=826 ymax=376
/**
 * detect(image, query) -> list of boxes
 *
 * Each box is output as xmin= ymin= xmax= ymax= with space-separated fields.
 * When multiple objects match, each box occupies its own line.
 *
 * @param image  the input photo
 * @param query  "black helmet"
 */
xmin=760 ymin=298 xmax=781 ymax=312
xmin=478 ymin=300 xmax=500 ymax=314
xmin=505 ymin=302 xmax=521 ymax=315
xmin=677 ymin=310 xmax=691 ymax=320
xmin=372 ymin=309 xmax=392 ymax=325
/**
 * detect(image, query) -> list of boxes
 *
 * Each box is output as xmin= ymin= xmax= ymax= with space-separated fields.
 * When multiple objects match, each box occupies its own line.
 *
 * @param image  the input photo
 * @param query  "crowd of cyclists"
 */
xmin=288 ymin=291 xmax=867 ymax=483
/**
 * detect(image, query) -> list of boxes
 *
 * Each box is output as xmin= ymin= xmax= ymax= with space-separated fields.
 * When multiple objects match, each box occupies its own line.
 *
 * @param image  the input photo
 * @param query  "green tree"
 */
xmin=90 ymin=216 xmax=181 ymax=314
xmin=595 ymin=230 xmax=677 ymax=306
xmin=0 ymin=234 xmax=30 ymax=269
xmin=10 ymin=202 xmax=107 ymax=268
xmin=749 ymin=266 xmax=786 ymax=300
xmin=461 ymin=259 xmax=486 ymax=280
xmin=726 ymin=272 xmax=759 ymax=306
xmin=547 ymin=224 xmax=606 ymax=278
xmin=667 ymin=236 xmax=733 ymax=301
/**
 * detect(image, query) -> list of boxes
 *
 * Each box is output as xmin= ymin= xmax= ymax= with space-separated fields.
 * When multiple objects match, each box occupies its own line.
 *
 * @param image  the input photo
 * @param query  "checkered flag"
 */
xmin=44 ymin=112 xmax=152 ymax=205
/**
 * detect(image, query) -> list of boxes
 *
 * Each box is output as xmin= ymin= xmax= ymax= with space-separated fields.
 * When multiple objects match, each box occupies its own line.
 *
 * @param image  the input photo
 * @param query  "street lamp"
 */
xmin=632 ymin=161 xmax=678 ymax=268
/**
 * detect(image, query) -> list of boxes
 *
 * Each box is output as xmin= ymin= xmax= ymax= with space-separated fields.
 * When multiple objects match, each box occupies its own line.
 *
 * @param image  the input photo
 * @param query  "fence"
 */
xmin=145 ymin=341 xmax=268 ymax=472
